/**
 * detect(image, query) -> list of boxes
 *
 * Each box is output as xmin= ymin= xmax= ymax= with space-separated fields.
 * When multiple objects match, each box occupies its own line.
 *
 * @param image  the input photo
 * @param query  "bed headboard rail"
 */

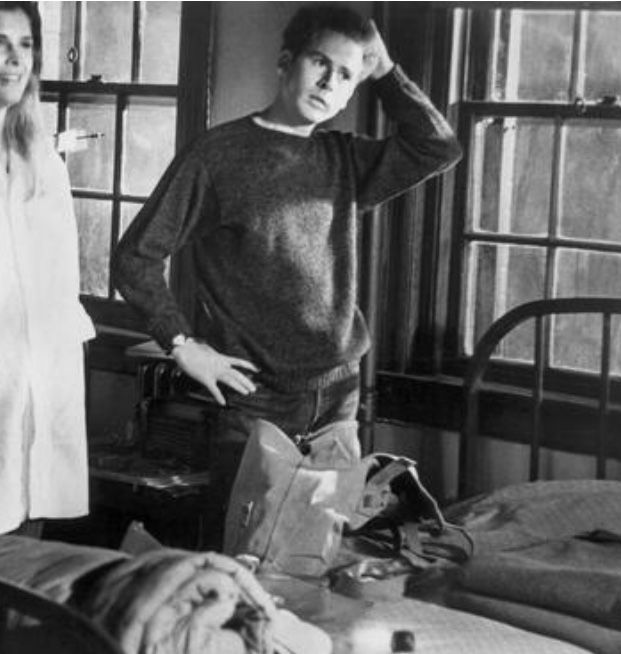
xmin=459 ymin=297 xmax=621 ymax=498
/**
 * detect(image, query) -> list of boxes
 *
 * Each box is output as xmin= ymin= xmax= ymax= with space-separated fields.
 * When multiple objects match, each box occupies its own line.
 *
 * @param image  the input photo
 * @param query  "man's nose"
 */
xmin=318 ymin=68 xmax=335 ymax=90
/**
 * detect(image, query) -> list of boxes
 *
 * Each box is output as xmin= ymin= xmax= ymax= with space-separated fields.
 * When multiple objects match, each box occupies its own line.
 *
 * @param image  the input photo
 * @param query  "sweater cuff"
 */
xmin=372 ymin=63 xmax=409 ymax=94
xmin=148 ymin=313 xmax=192 ymax=353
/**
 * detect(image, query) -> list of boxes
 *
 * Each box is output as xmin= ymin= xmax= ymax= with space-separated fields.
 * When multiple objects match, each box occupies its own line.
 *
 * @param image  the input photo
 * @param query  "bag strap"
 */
xmin=344 ymin=453 xmax=476 ymax=566
xmin=355 ymin=453 xmax=447 ymax=533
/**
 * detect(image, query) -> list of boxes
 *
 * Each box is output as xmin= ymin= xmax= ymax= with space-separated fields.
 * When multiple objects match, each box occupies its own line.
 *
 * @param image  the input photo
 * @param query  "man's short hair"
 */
xmin=282 ymin=4 xmax=372 ymax=59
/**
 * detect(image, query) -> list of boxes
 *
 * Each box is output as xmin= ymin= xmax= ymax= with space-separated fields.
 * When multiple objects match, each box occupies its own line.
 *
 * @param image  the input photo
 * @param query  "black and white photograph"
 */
xmin=0 ymin=2 xmax=620 ymax=653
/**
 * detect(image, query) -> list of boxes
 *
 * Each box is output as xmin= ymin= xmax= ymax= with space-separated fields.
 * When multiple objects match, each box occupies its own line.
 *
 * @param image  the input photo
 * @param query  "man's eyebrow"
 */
xmin=306 ymin=48 xmax=328 ymax=59
xmin=306 ymin=48 xmax=354 ymax=77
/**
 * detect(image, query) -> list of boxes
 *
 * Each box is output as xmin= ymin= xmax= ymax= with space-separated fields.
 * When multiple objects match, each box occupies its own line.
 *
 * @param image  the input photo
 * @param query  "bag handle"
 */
xmin=355 ymin=453 xmax=446 ymax=533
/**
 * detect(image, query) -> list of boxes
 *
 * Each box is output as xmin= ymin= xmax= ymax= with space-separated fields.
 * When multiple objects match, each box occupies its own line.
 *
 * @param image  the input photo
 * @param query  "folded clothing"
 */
xmin=452 ymin=538 xmax=621 ymax=630
xmin=444 ymin=479 xmax=621 ymax=553
xmin=441 ymin=481 xmax=621 ymax=654
xmin=0 ymin=536 xmax=332 ymax=654
xmin=448 ymin=590 xmax=621 ymax=654
xmin=0 ymin=534 xmax=127 ymax=607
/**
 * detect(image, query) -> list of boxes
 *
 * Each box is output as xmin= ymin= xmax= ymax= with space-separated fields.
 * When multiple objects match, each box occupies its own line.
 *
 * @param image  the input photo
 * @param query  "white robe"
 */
xmin=0 ymin=143 xmax=95 ymax=533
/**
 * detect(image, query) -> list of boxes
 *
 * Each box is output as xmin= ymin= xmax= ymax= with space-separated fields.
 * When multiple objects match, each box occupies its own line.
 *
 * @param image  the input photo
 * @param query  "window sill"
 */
xmin=88 ymin=325 xmax=151 ymax=374
xmin=376 ymin=371 xmax=621 ymax=460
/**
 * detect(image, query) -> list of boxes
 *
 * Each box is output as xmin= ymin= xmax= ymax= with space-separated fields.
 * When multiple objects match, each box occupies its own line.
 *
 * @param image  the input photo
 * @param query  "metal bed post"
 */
xmin=459 ymin=297 xmax=621 ymax=499
xmin=597 ymin=311 xmax=612 ymax=479
xmin=0 ymin=577 xmax=124 ymax=654
xmin=530 ymin=314 xmax=547 ymax=482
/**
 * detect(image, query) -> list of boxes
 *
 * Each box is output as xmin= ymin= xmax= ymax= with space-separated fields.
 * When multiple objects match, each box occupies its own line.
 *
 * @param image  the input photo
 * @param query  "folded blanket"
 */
xmin=447 ymin=590 xmax=621 ymax=654
xmin=0 ymin=535 xmax=126 ymax=607
xmin=453 ymin=538 xmax=621 ymax=630
xmin=79 ymin=549 xmax=274 ymax=654
xmin=445 ymin=480 xmax=621 ymax=553
xmin=0 ymin=536 xmax=332 ymax=654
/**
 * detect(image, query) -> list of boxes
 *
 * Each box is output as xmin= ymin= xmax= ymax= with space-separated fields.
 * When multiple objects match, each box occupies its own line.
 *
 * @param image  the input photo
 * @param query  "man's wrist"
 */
xmin=167 ymin=333 xmax=191 ymax=355
xmin=373 ymin=59 xmax=395 ymax=80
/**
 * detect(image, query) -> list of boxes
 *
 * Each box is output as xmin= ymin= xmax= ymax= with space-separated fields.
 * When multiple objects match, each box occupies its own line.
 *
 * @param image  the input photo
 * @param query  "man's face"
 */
xmin=279 ymin=30 xmax=365 ymax=126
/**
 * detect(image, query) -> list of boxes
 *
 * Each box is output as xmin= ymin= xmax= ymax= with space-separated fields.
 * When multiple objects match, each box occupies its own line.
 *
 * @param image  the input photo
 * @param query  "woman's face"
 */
xmin=0 ymin=9 xmax=33 ymax=110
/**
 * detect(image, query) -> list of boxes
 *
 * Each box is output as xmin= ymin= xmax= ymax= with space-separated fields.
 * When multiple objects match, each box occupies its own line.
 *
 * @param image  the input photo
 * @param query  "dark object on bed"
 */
xmin=459 ymin=296 xmax=621 ymax=497
xmin=0 ymin=575 xmax=123 ymax=654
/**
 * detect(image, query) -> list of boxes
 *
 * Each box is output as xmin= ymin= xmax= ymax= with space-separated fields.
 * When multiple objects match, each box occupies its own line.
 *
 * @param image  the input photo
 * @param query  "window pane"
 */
xmin=584 ymin=12 xmax=621 ymax=101
xmin=552 ymin=313 xmax=621 ymax=376
xmin=470 ymin=117 xmax=553 ymax=236
xmin=66 ymin=96 xmax=115 ymax=191
xmin=556 ymin=249 xmax=621 ymax=297
xmin=552 ymin=313 xmax=602 ymax=373
xmin=613 ymin=316 xmax=621 ymax=377
xmin=465 ymin=243 xmax=546 ymax=354
xmin=75 ymin=198 xmax=112 ymax=297
xmin=120 ymin=202 xmax=141 ymax=238
xmin=83 ymin=2 xmax=133 ymax=83
xmin=561 ymin=121 xmax=621 ymax=243
xmin=555 ymin=249 xmax=621 ymax=373
xmin=470 ymin=118 xmax=501 ymax=232
xmin=142 ymin=2 xmax=181 ymax=83
xmin=511 ymin=119 xmax=554 ymax=234
xmin=123 ymin=97 xmax=176 ymax=196
xmin=40 ymin=100 xmax=58 ymax=140
xmin=39 ymin=2 xmax=75 ymax=81
xmin=495 ymin=11 xmax=573 ymax=102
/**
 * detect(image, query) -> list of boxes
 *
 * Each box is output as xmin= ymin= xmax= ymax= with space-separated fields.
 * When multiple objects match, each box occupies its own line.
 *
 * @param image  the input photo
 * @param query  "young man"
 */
xmin=112 ymin=5 xmax=461 ymax=505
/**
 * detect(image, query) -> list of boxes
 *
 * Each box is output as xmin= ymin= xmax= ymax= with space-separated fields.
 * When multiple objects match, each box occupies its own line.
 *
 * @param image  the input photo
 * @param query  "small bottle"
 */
xmin=349 ymin=625 xmax=415 ymax=653
xmin=391 ymin=630 xmax=415 ymax=652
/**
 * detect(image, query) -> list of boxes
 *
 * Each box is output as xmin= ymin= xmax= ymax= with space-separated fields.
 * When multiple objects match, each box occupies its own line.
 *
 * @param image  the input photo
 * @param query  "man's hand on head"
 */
xmin=361 ymin=19 xmax=394 ymax=82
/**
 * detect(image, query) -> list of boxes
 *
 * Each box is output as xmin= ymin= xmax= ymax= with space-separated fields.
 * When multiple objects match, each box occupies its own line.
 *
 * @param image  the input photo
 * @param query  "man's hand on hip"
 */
xmin=172 ymin=339 xmax=258 ymax=406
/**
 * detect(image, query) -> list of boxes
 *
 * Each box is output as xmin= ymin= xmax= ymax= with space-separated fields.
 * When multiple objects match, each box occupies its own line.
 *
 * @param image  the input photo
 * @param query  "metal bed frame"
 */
xmin=459 ymin=297 xmax=621 ymax=498
xmin=0 ymin=575 xmax=123 ymax=654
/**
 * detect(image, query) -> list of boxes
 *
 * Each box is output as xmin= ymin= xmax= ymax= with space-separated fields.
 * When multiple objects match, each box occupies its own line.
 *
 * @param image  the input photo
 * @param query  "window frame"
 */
xmin=445 ymin=5 xmax=621 ymax=379
xmin=374 ymin=2 xmax=621 ymax=443
xmin=40 ymin=1 xmax=214 ymax=334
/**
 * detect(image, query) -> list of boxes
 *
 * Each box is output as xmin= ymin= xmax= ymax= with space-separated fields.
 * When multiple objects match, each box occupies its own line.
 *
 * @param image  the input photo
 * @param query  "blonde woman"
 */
xmin=0 ymin=2 xmax=94 ymax=535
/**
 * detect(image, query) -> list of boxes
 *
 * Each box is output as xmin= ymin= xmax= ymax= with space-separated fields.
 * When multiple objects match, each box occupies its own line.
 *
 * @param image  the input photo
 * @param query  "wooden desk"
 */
xmin=88 ymin=465 xmax=219 ymax=550
xmin=86 ymin=340 xmax=223 ymax=550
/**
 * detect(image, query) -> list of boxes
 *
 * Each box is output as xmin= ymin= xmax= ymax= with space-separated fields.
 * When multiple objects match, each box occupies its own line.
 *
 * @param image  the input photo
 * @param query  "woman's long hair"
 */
xmin=1 ymin=2 xmax=43 ymax=163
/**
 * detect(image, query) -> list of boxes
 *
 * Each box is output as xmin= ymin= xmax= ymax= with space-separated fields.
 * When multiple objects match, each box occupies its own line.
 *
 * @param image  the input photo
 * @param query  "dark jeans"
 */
xmin=209 ymin=368 xmax=361 ymax=536
xmin=226 ymin=368 xmax=360 ymax=436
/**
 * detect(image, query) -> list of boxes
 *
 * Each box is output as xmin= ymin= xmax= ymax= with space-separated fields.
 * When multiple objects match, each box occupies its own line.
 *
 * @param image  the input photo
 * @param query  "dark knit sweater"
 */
xmin=112 ymin=66 xmax=462 ymax=390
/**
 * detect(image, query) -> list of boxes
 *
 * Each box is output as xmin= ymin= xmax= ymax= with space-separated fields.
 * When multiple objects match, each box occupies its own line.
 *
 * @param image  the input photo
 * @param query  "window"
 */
xmin=39 ymin=2 xmax=202 ymax=330
xmin=449 ymin=7 xmax=621 ymax=376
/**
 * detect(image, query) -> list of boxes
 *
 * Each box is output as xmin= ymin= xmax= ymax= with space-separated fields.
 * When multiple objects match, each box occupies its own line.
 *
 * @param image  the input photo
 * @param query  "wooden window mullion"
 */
xmin=74 ymin=1 xmax=84 ymax=82
xmin=108 ymin=93 xmax=127 ymax=299
xmin=132 ymin=2 xmax=145 ymax=83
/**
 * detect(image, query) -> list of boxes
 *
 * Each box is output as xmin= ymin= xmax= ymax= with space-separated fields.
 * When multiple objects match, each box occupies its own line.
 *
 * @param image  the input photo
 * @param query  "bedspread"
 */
xmin=3 ymin=479 xmax=619 ymax=654
xmin=443 ymin=479 xmax=621 ymax=654
xmin=261 ymin=574 xmax=591 ymax=654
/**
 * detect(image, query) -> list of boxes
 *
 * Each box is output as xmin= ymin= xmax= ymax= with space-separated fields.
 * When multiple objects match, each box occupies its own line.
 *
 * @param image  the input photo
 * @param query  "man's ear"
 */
xmin=277 ymin=50 xmax=293 ymax=75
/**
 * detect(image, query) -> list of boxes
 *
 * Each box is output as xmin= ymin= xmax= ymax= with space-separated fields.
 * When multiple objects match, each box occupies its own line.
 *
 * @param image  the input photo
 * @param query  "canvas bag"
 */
xmin=223 ymin=418 xmax=370 ymax=578
xmin=223 ymin=418 xmax=448 ymax=579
